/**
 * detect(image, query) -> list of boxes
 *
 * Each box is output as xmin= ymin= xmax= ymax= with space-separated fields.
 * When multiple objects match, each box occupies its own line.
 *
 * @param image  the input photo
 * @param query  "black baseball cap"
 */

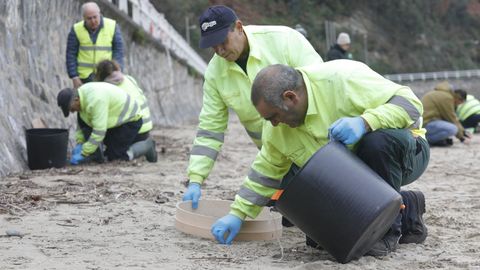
xmin=57 ymin=88 xmax=75 ymax=117
xmin=198 ymin=5 xmax=237 ymax=49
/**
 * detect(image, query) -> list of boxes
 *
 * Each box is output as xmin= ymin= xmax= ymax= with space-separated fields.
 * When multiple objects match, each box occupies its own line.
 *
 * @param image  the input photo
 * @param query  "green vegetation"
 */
xmin=150 ymin=0 xmax=480 ymax=74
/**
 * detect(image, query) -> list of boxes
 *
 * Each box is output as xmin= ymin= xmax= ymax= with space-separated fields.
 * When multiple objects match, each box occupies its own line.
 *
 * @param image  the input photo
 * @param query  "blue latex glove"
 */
xmin=72 ymin=144 xmax=83 ymax=156
xmin=211 ymin=214 xmax=243 ymax=245
xmin=70 ymin=152 xmax=85 ymax=165
xmin=329 ymin=117 xmax=367 ymax=145
xmin=182 ymin=183 xmax=201 ymax=209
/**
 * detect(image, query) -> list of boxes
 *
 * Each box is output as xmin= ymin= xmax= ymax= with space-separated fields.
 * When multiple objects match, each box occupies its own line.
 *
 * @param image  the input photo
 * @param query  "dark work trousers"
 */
xmin=461 ymin=114 xmax=480 ymax=129
xmin=355 ymin=129 xmax=430 ymax=236
xmin=77 ymin=115 xmax=145 ymax=161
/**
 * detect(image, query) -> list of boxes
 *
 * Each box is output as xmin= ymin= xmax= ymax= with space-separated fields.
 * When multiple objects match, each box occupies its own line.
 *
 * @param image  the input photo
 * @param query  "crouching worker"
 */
xmin=94 ymin=59 xmax=157 ymax=163
xmin=57 ymin=82 xmax=156 ymax=165
xmin=211 ymin=61 xmax=430 ymax=257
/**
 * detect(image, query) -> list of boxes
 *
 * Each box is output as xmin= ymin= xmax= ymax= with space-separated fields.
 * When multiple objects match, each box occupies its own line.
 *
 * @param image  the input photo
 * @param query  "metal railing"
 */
xmin=108 ymin=0 xmax=207 ymax=75
xmin=384 ymin=69 xmax=480 ymax=82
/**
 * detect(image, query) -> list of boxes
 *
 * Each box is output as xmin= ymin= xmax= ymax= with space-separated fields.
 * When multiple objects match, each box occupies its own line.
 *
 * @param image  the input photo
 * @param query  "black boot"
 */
xmin=399 ymin=190 xmax=428 ymax=244
xmin=366 ymin=213 xmax=401 ymax=257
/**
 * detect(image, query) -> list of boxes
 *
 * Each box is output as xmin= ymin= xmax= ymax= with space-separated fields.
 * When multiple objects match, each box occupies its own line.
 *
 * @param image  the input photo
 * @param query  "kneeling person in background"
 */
xmin=57 ymin=82 xmax=156 ymax=165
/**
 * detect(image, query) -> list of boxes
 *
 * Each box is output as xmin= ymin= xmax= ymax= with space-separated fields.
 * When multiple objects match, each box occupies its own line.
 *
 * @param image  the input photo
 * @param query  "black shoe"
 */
xmin=366 ymin=231 xmax=400 ymax=257
xmin=399 ymin=190 xmax=428 ymax=244
xmin=429 ymin=138 xmax=453 ymax=147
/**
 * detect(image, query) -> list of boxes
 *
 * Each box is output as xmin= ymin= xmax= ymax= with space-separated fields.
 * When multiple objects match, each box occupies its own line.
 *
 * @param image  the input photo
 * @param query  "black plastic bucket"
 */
xmin=275 ymin=142 xmax=402 ymax=263
xmin=25 ymin=128 xmax=69 ymax=170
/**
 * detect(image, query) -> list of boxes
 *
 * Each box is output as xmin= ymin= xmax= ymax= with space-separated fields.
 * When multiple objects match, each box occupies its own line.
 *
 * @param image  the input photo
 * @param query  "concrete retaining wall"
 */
xmin=0 ymin=0 xmax=203 ymax=176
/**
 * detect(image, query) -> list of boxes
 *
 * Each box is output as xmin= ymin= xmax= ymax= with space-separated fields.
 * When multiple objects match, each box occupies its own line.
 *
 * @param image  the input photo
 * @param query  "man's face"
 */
xmin=70 ymin=98 xmax=81 ymax=113
xmin=340 ymin=43 xmax=350 ymax=51
xmin=212 ymin=23 xmax=245 ymax=62
xmin=255 ymin=98 xmax=305 ymax=128
xmin=84 ymin=8 xmax=101 ymax=31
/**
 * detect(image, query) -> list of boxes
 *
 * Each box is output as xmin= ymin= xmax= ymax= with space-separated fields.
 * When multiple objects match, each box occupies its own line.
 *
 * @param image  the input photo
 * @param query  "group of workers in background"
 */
xmin=56 ymin=1 xmax=478 ymax=261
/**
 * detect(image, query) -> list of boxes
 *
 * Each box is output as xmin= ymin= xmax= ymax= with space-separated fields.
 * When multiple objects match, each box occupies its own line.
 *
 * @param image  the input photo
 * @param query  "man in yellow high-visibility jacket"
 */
xmin=455 ymin=89 xmax=480 ymax=133
xmin=66 ymin=2 xmax=124 ymax=89
xmin=57 ymin=82 xmax=154 ymax=164
xmin=94 ymin=59 xmax=157 ymax=163
xmin=211 ymin=61 xmax=430 ymax=257
xmin=182 ymin=5 xmax=323 ymax=209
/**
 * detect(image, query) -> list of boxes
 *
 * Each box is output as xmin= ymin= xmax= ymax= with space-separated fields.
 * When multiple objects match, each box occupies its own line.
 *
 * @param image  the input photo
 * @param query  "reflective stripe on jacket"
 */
xmin=187 ymin=25 xmax=324 ymax=184
xmin=117 ymin=75 xmax=152 ymax=134
xmin=230 ymin=60 xmax=426 ymax=219
xmin=456 ymin=94 xmax=480 ymax=121
xmin=76 ymin=82 xmax=142 ymax=156
xmin=74 ymin=18 xmax=116 ymax=79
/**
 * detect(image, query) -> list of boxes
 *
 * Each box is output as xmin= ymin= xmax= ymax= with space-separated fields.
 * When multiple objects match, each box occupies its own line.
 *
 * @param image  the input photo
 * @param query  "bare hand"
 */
xmin=72 ymin=77 xmax=82 ymax=89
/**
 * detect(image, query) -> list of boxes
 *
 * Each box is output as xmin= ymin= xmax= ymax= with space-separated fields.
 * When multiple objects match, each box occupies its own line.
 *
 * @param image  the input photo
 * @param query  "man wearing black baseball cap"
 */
xmin=183 ymin=4 xmax=323 ymax=223
xmin=57 ymin=82 xmax=155 ymax=165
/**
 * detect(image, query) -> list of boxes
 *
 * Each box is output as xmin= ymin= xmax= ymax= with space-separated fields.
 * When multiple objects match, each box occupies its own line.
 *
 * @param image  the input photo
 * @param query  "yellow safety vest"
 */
xmin=74 ymin=18 xmax=116 ymax=79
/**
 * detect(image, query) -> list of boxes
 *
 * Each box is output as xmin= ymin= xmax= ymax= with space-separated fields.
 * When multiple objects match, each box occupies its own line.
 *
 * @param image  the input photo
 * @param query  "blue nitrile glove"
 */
xmin=329 ymin=117 xmax=367 ymax=145
xmin=72 ymin=144 xmax=83 ymax=156
xmin=211 ymin=214 xmax=243 ymax=245
xmin=182 ymin=182 xmax=201 ymax=209
xmin=70 ymin=152 xmax=86 ymax=165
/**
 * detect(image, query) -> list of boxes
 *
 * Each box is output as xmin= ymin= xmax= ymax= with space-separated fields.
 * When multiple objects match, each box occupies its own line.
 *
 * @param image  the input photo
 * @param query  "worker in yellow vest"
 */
xmin=94 ymin=59 xmax=157 ymax=163
xmin=66 ymin=2 xmax=124 ymax=89
xmin=57 ymin=83 xmax=156 ymax=164
xmin=455 ymin=89 xmax=480 ymax=133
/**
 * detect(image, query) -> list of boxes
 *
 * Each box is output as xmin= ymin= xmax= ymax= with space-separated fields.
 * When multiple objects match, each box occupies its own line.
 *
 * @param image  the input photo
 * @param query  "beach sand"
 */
xmin=1 ymin=116 xmax=479 ymax=269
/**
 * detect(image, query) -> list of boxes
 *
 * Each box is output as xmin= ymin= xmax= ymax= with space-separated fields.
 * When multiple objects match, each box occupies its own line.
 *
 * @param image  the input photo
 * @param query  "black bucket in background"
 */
xmin=275 ymin=142 xmax=402 ymax=263
xmin=25 ymin=128 xmax=69 ymax=170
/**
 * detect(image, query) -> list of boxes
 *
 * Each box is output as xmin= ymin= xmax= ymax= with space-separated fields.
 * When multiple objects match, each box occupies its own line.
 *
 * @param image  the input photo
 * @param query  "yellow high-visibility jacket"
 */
xmin=456 ymin=94 xmax=480 ymax=121
xmin=229 ymin=60 xmax=426 ymax=219
xmin=75 ymin=82 xmax=142 ymax=156
xmin=117 ymin=75 xmax=153 ymax=134
xmin=74 ymin=18 xmax=116 ymax=79
xmin=187 ymin=25 xmax=324 ymax=185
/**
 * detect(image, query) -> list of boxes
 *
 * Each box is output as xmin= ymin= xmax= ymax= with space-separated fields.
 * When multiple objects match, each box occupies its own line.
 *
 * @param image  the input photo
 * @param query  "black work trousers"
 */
xmin=355 ymin=129 xmax=430 ymax=235
xmin=461 ymin=114 xmax=480 ymax=129
xmin=78 ymin=115 xmax=145 ymax=161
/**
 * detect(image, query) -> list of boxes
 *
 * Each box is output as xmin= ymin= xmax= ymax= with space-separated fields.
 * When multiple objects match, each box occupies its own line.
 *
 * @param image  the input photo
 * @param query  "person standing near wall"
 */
xmin=182 ymin=5 xmax=323 ymax=209
xmin=326 ymin=32 xmax=352 ymax=61
xmin=66 ymin=2 xmax=124 ymax=89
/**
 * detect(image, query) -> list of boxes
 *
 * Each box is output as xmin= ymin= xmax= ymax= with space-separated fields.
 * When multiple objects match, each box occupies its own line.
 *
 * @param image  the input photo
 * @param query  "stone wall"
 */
xmin=0 ymin=0 xmax=203 ymax=176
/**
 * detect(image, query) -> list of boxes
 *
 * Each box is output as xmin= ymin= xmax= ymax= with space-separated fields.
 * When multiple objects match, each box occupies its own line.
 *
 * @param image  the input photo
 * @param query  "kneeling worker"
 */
xmin=57 ymin=82 xmax=156 ymax=165
xmin=211 ymin=61 xmax=430 ymax=257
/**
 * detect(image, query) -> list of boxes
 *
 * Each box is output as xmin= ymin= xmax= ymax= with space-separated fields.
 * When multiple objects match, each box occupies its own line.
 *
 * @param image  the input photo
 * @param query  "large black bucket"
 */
xmin=26 ymin=128 xmax=69 ymax=170
xmin=275 ymin=142 xmax=402 ymax=263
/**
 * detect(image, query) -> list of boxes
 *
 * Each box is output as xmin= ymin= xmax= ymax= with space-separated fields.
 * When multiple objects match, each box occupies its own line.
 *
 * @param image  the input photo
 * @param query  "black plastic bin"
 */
xmin=26 ymin=128 xmax=69 ymax=170
xmin=275 ymin=142 xmax=402 ymax=263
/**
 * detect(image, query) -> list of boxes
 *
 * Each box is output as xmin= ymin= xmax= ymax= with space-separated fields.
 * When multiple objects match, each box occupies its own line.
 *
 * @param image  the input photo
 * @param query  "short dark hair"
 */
xmin=95 ymin=60 xmax=120 ymax=82
xmin=251 ymin=64 xmax=303 ymax=109
xmin=454 ymin=89 xmax=467 ymax=101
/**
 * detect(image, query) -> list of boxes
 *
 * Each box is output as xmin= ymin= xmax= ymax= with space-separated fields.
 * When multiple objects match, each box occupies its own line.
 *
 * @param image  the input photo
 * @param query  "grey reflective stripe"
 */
xmin=410 ymin=116 xmax=422 ymax=129
xmin=196 ymin=129 xmax=224 ymax=142
xmin=92 ymin=129 xmax=106 ymax=137
xmin=387 ymin=96 xmax=420 ymax=121
xmin=142 ymin=116 xmax=151 ymax=124
xmin=246 ymin=129 xmax=262 ymax=140
xmin=237 ymin=186 xmax=271 ymax=206
xmin=190 ymin=145 xmax=218 ymax=160
xmin=116 ymin=95 xmax=131 ymax=126
xmin=248 ymin=168 xmax=281 ymax=189
xmin=79 ymin=46 xmax=113 ymax=51
xmin=87 ymin=137 xmax=102 ymax=146
xmin=78 ymin=62 xmax=95 ymax=67
xmin=141 ymin=103 xmax=149 ymax=110
xmin=125 ymin=102 xmax=139 ymax=122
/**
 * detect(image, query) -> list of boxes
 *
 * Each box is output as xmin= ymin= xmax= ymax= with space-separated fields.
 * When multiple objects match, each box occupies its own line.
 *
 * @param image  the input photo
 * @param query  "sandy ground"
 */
xmin=1 ymin=116 xmax=480 ymax=270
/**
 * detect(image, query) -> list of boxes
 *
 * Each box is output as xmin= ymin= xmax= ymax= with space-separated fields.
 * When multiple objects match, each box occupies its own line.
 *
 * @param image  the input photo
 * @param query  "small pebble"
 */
xmin=6 ymin=229 xmax=24 ymax=237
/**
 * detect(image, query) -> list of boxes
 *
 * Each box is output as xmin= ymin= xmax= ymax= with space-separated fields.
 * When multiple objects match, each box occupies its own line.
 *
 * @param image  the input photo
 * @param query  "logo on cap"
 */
xmin=201 ymin=21 xmax=217 ymax=32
